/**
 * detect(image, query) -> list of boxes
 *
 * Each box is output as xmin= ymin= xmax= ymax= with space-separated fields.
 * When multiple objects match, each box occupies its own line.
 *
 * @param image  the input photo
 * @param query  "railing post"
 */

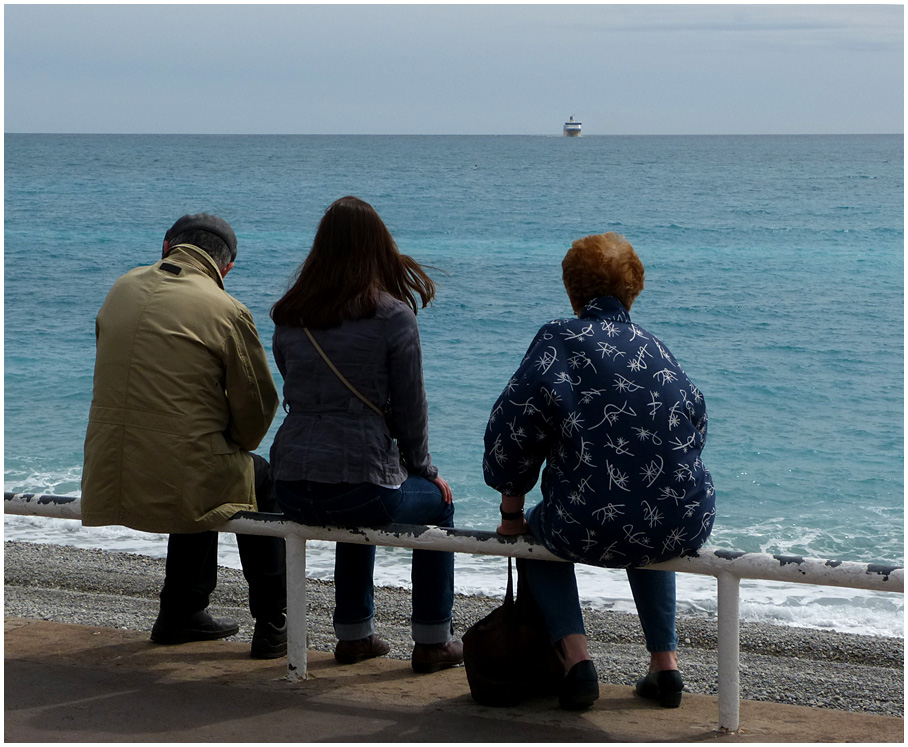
xmin=716 ymin=571 xmax=741 ymax=732
xmin=285 ymin=536 xmax=308 ymax=681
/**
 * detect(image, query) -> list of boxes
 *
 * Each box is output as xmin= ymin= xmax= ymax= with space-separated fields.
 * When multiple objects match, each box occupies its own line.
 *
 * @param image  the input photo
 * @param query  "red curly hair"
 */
xmin=562 ymin=232 xmax=645 ymax=313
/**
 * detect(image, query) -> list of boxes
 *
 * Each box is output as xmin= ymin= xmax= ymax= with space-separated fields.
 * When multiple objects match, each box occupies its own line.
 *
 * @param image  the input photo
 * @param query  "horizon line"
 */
xmin=5 ymin=131 xmax=903 ymax=137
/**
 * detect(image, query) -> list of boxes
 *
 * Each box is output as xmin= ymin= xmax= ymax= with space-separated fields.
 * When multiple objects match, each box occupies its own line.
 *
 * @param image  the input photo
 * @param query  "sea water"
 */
xmin=4 ymin=134 xmax=903 ymax=637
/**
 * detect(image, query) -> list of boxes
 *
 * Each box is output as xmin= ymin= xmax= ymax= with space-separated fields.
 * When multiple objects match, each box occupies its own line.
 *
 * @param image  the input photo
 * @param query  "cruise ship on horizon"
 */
xmin=563 ymin=116 xmax=581 ymax=137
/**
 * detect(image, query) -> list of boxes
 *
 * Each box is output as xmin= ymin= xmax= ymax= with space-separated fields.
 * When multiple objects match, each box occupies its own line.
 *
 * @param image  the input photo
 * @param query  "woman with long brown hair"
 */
xmin=270 ymin=196 xmax=462 ymax=673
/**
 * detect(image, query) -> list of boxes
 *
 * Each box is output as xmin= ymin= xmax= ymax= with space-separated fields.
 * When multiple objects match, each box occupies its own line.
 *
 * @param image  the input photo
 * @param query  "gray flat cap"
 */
xmin=165 ymin=213 xmax=237 ymax=259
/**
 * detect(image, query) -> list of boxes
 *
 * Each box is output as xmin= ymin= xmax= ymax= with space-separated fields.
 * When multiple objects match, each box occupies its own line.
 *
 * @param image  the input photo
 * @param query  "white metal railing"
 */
xmin=4 ymin=491 xmax=903 ymax=733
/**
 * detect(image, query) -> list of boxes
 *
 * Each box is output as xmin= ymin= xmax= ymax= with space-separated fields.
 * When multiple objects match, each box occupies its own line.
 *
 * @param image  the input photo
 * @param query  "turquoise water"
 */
xmin=5 ymin=134 xmax=903 ymax=635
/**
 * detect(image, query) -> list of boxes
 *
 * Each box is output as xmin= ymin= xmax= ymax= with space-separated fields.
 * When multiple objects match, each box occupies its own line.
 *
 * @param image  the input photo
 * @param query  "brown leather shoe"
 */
xmin=334 ymin=634 xmax=391 ymax=664
xmin=411 ymin=638 xmax=464 ymax=674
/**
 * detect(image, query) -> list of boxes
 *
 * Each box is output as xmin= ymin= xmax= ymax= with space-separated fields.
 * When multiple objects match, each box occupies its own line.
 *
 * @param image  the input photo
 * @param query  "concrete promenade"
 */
xmin=5 ymin=617 xmax=904 ymax=743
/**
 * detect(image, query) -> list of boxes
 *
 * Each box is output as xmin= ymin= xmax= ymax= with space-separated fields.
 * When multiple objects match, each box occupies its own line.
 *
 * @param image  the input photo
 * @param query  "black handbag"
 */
xmin=462 ymin=557 xmax=564 ymax=707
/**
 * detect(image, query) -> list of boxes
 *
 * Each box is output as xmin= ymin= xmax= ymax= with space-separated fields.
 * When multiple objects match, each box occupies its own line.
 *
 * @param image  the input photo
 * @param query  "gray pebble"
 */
xmin=4 ymin=540 xmax=903 ymax=717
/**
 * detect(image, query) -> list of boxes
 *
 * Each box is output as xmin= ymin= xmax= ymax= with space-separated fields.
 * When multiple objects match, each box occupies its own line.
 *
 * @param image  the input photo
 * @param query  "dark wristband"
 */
xmin=500 ymin=505 xmax=525 ymax=521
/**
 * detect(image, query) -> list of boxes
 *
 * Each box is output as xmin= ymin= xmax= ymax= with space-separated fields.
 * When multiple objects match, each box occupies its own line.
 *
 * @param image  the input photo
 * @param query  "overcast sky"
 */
xmin=4 ymin=3 xmax=903 ymax=135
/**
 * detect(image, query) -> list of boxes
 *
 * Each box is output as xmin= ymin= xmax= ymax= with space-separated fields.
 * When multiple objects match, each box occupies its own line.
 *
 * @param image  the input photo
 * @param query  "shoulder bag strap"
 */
xmin=303 ymin=327 xmax=385 ymax=417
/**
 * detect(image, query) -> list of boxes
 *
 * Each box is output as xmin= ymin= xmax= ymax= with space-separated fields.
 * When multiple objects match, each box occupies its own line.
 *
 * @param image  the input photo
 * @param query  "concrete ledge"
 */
xmin=5 ymin=618 xmax=904 ymax=743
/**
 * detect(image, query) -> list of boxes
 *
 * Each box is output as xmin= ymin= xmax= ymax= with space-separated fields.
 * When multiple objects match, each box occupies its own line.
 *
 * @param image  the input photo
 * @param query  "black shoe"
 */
xmin=150 ymin=610 xmax=240 ymax=645
xmin=251 ymin=613 xmax=288 ymax=659
xmin=559 ymin=660 xmax=600 ymax=710
xmin=636 ymin=669 xmax=684 ymax=708
xmin=411 ymin=639 xmax=464 ymax=674
xmin=334 ymin=634 xmax=391 ymax=664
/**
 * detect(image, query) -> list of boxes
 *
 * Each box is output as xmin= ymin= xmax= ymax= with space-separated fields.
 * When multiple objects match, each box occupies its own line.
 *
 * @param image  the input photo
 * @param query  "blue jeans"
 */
xmin=523 ymin=503 xmax=678 ymax=652
xmin=275 ymin=475 xmax=455 ymax=644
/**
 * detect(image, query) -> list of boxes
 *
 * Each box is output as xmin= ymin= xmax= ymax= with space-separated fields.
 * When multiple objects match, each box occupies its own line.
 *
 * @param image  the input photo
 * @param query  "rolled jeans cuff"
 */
xmin=334 ymin=617 xmax=375 ymax=642
xmin=412 ymin=618 xmax=453 ymax=645
xmin=646 ymin=638 xmax=678 ymax=653
xmin=545 ymin=620 xmax=587 ymax=643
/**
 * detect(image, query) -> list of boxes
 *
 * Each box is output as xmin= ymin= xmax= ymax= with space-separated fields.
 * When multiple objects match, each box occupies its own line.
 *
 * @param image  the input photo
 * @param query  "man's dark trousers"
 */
xmin=159 ymin=453 xmax=287 ymax=622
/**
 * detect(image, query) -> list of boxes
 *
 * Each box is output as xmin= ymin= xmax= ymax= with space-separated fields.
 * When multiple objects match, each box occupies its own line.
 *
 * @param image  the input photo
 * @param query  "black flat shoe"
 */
xmin=559 ymin=659 xmax=600 ymax=710
xmin=635 ymin=669 xmax=684 ymax=708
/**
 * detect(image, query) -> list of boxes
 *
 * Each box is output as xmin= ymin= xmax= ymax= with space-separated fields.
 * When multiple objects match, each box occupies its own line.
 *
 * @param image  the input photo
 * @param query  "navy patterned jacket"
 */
xmin=483 ymin=295 xmax=715 ymax=568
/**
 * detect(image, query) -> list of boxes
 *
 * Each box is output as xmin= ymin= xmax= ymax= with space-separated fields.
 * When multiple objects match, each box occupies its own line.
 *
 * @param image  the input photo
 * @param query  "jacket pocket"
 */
xmin=210 ymin=432 xmax=240 ymax=455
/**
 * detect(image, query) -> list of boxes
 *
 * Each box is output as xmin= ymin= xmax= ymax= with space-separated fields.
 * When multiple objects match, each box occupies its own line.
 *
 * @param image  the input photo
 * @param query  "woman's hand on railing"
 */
xmin=497 ymin=493 xmax=528 ymax=536
xmin=497 ymin=517 xmax=529 ymax=536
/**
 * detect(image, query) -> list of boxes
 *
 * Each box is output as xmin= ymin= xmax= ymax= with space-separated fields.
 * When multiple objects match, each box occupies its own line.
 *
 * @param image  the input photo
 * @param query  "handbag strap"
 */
xmin=505 ymin=556 xmax=514 ymax=603
xmin=304 ymin=327 xmax=385 ymax=417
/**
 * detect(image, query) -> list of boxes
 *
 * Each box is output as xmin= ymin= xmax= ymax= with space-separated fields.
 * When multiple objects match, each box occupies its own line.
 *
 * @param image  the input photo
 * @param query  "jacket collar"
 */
xmin=164 ymin=244 xmax=225 ymax=289
xmin=579 ymin=295 xmax=631 ymax=323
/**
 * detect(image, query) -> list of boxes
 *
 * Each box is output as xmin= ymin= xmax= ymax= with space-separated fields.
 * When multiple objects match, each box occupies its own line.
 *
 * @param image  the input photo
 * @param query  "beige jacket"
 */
xmin=81 ymin=244 xmax=279 ymax=533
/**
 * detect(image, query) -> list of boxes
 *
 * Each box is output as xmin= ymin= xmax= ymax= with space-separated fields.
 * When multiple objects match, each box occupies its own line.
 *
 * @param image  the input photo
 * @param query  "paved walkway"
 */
xmin=5 ymin=617 xmax=904 ymax=743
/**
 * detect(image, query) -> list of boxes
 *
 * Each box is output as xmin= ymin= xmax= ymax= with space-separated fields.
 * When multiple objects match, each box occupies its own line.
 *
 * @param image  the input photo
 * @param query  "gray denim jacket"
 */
xmin=270 ymin=293 xmax=437 ymax=486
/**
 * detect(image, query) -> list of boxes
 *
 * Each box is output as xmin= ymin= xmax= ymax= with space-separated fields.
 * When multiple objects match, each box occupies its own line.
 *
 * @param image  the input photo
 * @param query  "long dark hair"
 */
xmin=271 ymin=196 xmax=436 ymax=329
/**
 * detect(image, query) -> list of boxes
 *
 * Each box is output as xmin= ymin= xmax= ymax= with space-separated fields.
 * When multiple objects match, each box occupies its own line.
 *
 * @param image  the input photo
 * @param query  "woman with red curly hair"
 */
xmin=483 ymin=232 xmax=715 ymax=711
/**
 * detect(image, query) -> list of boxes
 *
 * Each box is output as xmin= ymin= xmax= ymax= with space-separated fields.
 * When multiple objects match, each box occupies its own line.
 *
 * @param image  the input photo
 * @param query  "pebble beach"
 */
xmin=4 ymin=540 xmax=903 ymax=718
